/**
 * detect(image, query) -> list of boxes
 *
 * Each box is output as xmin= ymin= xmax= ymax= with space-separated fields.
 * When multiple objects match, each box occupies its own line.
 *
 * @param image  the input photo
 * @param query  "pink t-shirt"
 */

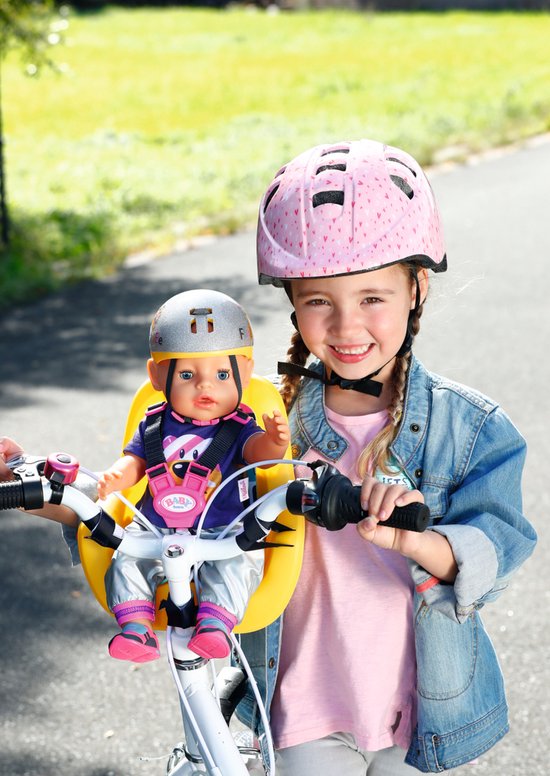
xmin=270 ymin=408 xmax=416 ymax=752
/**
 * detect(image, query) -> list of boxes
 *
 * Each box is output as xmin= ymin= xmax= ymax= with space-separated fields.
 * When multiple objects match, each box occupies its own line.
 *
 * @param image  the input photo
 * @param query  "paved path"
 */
xmin=0 ymin=136 xmax=549 ymax=775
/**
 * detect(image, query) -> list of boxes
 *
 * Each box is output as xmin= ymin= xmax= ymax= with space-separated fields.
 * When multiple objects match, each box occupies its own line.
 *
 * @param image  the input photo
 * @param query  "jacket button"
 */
xmin=415 ymin=468 xmax=423 ymax=479
xmin=268 ymin=657 xmax=276 ymax=669
xmin=327 ymin=440 xmax=339 ymax=451
xmin=410 ymin=423 xmax=421 ymax=433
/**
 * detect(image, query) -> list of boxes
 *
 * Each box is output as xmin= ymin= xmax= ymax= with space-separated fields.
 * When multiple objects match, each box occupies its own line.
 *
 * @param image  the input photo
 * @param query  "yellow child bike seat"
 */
xmin=78 ymin=374 xmax=304 ymax=632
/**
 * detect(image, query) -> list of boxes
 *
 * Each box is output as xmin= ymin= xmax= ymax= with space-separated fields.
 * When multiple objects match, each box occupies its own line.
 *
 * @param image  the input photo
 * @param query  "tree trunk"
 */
xmin=0 ymin=64 xmax=10 ymax=248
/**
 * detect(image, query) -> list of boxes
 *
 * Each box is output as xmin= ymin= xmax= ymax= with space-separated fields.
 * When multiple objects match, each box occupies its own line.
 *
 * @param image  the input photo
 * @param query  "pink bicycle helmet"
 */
xmin=257 ymin=139 xmax=447 ymax=286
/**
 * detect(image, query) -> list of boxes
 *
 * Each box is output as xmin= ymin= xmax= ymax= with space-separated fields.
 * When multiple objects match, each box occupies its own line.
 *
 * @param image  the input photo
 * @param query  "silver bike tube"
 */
xmin=167 ymin=627 xmax=249 ymax=776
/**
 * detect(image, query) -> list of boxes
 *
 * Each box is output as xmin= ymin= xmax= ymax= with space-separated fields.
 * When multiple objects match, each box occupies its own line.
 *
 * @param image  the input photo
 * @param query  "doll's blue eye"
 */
xmin=217 ymin=370 xmax=231 ymax=381
xmin=179 ymin=371 xmax=193 ymax=380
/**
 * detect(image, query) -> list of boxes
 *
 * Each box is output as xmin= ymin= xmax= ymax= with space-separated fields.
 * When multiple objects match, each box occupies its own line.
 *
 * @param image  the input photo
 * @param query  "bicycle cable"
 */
xmin=79 ymin=464 xmax=164 ymax=538
xmin=231 ymin=633 xmax=276 ymax=776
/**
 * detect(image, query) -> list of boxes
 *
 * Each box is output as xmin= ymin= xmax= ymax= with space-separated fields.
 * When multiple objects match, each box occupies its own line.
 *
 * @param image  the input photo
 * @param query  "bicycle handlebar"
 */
xmin=286 ymin=461 xmax=430 ymax=532
xmin=0 ymin=454 xmax=430 ymax=550
xmin=0 ymin=453 xmax=126 ymax=548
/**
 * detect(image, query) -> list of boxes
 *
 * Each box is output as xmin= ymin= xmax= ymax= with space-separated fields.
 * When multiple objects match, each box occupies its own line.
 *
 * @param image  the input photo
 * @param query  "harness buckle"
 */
xmin=146 ymin=461 xmax=211 ymax=529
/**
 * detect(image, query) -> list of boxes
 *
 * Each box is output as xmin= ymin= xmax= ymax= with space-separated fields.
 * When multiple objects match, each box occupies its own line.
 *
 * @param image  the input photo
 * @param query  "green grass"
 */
xmin=2 ymin=7 xmax=550 ymax=306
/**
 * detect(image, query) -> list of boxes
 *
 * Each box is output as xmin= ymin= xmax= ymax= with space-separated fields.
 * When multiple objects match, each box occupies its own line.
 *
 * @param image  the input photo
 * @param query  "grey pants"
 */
xmin=275 ymin=733 xmax=420 ymax=776
xmin=105 ymin=520 xmax=264 ymax=621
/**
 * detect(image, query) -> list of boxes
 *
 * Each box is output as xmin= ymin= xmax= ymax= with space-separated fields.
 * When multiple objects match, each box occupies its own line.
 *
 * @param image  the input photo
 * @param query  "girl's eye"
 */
xmin=217 ymin=370 xmax=231 ymax=381
xmin=364 ymin=296 xmax=383 ymax=305
xmin=179 ymin=371 xmax=194 ymax=380
xmin=305 ymin=298 xmax=329 ymax=307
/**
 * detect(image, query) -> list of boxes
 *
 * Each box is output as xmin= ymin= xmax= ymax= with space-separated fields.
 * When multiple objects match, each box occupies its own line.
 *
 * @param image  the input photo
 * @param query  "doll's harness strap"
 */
xmin=143 ymin=402 xmax=254 ymax=528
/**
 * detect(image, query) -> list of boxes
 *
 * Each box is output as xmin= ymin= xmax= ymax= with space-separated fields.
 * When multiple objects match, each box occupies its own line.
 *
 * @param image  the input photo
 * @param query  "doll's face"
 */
xmin=148 ymin=355 xmax=253 ymax=421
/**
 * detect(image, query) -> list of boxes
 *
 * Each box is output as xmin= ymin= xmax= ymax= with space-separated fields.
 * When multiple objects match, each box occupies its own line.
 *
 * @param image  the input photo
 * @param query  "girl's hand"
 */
xmin=262 ymin=409 xmax=290 ymax=447
xmin=97 ymin=468 xmax=124 ymax=500
xmin=0 ymin=437 xmax=79 ymax=526
xmin=0 ymin=437 xmax=24 ymax=481
xmin=357 ymin=475 xmax=425 ymax=555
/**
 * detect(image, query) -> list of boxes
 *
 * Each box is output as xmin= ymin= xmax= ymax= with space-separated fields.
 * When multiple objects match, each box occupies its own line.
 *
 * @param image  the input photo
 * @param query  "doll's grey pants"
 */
xmin=105 ymin=520 xmax=264 ymax=622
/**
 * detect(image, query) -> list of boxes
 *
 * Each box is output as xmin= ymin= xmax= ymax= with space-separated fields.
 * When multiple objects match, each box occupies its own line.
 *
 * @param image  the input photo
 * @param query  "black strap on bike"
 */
xmin=160 ymin=595 xmax=198 ymax=629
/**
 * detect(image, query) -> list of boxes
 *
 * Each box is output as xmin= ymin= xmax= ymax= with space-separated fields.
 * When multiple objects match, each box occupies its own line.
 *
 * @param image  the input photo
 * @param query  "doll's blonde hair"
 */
xmin=280 ymin=263 xmax=425 ymax=478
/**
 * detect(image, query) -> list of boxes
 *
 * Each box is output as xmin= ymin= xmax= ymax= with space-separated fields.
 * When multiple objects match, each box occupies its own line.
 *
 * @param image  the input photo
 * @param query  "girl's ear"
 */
xmin=147 ymin=358 xmax=168 ymax=393
xmin=412 ymin=268 xmax=430 ymax=308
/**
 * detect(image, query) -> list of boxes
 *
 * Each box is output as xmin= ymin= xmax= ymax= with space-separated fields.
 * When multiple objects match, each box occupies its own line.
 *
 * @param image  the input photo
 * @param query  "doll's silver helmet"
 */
xmin=149 ymin=289 xmax=254 ymax=364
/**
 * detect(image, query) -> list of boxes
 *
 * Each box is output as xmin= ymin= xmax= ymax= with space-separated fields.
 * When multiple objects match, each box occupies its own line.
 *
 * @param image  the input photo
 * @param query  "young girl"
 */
xmin=235 ymin=139 xmax=537 ymax=774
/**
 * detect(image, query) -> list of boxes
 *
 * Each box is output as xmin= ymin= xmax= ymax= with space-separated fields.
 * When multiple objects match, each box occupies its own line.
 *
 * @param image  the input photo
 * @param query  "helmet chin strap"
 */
xmin=165 ymin=359 xmax=177 ymax=405
xmin=278 ymin=360 xmax=385 ymax=397
xmin=229 ymin=354 xmax=243 ymax=406
xmin=282 ymin=271 xmax=420 ymax=397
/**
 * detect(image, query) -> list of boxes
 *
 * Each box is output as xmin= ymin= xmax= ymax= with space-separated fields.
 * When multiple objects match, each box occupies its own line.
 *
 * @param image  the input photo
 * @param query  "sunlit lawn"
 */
xmin=2 ymin=7 xmax=549 ymax=304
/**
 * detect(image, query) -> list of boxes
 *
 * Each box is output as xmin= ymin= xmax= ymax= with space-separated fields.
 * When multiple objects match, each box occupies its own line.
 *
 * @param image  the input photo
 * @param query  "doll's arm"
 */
xmin=97 ymin=453 xmax=146 ymax=500
xmin=242 ymin=409 xmax=290 ymax=466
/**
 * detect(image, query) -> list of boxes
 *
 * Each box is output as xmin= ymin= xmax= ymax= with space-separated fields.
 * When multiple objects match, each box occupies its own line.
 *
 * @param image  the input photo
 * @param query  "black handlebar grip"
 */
xmin=347 ymin=484 xmax=429 ymax=532
xmin=0 ymin=480 xmax=26 ymax=510
xmin=382 ymin=500 xmax=431 ymax=532
xmin=320 ymin=477 xmax=430 ymax=532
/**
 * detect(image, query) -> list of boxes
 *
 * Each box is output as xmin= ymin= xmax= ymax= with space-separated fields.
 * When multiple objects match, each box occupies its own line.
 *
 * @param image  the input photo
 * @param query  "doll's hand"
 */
xmin=97 ymin=468 xmax=124 ymax=500
xmin=262 ymin=409 xmax=290 ymax=447
xmin=357 ymin=475 xmax=425 ymax=555
xmin=0 ymin=437 xmax=24 ymax=481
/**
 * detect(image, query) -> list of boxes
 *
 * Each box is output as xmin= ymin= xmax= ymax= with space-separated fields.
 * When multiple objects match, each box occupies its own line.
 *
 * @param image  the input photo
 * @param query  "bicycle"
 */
xmin=0 ymin=451 xmax=429 ymax=776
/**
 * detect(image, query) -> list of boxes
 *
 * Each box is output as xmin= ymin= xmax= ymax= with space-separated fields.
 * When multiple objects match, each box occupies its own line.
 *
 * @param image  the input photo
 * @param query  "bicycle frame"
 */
xmin=165 ymin=627 xmax=252 ymax=776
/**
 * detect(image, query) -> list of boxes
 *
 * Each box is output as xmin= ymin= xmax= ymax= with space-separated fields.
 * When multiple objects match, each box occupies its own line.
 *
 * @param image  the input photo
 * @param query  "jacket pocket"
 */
xmin=415 ymin=602 xmax=477 ymax=700
xmin=421 ymin=482 xmax=449 ymax=522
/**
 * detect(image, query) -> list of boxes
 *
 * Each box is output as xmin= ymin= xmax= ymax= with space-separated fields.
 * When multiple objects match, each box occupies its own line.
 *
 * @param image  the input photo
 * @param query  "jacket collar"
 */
xmin=293 ymin=354 xmax=432 ymax=470
xmin=391 ymin=354 xmax=431 ymax=470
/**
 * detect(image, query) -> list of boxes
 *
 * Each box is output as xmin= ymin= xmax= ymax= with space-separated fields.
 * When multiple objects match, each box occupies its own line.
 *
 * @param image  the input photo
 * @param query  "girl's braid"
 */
xmin=280 ymin=330 xmax=311 ymax=412
xmin=357 ymin=297 xmax=425 ymax=478
xmin=387 ymin=301 xmax=424 ymax=427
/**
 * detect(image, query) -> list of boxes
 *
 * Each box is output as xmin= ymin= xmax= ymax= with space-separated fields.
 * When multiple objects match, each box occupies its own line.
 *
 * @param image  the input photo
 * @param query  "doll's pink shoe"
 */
xmin=188 ymin=604 xmax=237 ymax=659
xmin=188 ymin=619 xmax=233 ymax=659
xmin=108 ymin=623 xmax=160 ymax=663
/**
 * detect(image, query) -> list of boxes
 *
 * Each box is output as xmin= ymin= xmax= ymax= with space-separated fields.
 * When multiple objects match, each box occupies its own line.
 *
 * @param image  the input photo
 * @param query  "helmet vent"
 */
xmin=387 ymin=157 xmax=417 ymax=177
xmin=312 ymin=190 xmax=345 ymax=208
xmin=320 ymin=148 xmax=349 ymax=156
xmin=189 ymin=307 xmax=214 ymax=334
xmin=390 ymin=175 xmax=414 ymax=200
xmin=263 ymin=184 xmax=279 ymax=213
xmin=316 ymin=163 xmax=347 ymax=174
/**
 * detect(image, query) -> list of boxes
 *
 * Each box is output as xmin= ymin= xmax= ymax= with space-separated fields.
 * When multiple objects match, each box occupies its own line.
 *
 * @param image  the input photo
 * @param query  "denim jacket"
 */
xmin=236 ymin=355 xmax=537 ymax=772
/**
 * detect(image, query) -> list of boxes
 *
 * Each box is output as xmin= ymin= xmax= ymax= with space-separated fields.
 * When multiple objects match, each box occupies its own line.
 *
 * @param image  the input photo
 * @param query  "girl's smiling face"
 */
xmin=290 ymin=265 xmax=427 ymax=387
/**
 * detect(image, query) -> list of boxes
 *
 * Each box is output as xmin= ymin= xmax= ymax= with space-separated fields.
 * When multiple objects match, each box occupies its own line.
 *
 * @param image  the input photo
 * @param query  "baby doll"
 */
xmin=97 ymin=289 xmax=289 ymax=662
